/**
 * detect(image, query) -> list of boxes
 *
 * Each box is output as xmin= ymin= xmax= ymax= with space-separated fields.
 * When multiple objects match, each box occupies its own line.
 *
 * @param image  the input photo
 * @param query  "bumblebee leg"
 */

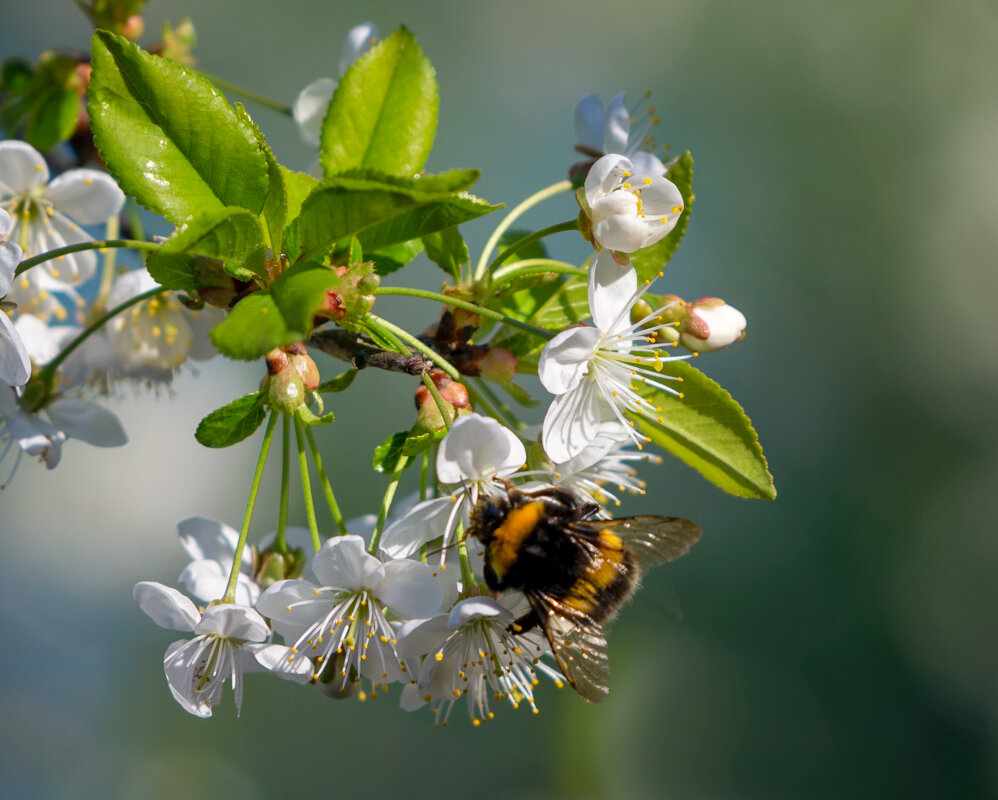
xmin=509 ymin=608 xmax=541 ymax=635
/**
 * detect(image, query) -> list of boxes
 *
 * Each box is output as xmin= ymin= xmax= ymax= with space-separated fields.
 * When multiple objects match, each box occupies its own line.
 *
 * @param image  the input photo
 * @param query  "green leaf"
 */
xmin=369 ymin=239 xmax=424 ymax=276
xmin=357 ymin=192 xmax=499 ymax=255
xmin=633 ymin=361 xmax=775 ymax=500
xmin=144 ymin=252 xmax=201 ymax=291
xmin=24 ymin=89 xmax=78 ymax=151
xmin=281 ymin=167 xmax=317 ymax=223
xmin=195 ymin=392 xmax=266 ymax=447
xmin=630 ymin=152 xmax=693 ymax=282
xmin=320 ymin=26 xmax=437 ymax=177
xmin=496 ymin=228 xmax=549 ymax=262
xmin=209 ymin=291 xmax=301 ymax=360
xmin=295 ymin=169 xmax=487 ymax=261
xmin=160 ymin=207 xmax=266 ymax=264
xmin=422 ymin=227 xmax=468 ymax=280
xmin=316 ymin=369 xmax=357 ymax=393
xmin=402 ymin=428 xmax=446 ymax=457
xmin=297 ymin=405 xmax=335 ymax=426
xmin=373 ymin=431 xmax=409 ymax=474
xmin=237 ymin=106 xmax=287 ymax=254
xmin=88 ymin=31 xmax=269 ymax=224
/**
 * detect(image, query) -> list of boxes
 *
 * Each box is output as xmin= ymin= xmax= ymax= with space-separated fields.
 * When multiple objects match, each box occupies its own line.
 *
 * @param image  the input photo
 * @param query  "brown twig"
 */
xmin=308 ymin=328 xmax=433 ymax=375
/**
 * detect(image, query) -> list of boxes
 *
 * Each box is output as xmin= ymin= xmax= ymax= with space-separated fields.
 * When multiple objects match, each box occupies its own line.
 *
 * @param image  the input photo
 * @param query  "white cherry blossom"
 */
xmin=378 ymin=413 xmax=526 ymax=559
xmin=539 ymin=252 xmax=686 ymax=463
xmin=0 ymin=383 xmax=126 ymax=475
xmin=256 ymin=535 xmax=443 ymax=696
xmin=584 ymin=153 xmax=684 ymax=254
xmin=679 ymin=297 xmax=747 ymax=352
xmin=574 ymin=92 xmax=667 ymax=176
xmin=398 ymin=595 xmax=563 ymax=726
xmin=0 ymin=140 xmax=124 ymax=305
xmin=134 ymin=581 xmax=311 ymax=718
xmin=1 ymin=207 xmax=30 ymax=387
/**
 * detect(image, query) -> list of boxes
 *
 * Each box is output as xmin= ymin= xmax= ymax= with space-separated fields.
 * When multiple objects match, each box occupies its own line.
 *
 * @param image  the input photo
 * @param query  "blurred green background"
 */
xmin=3 ymin=0 xmax=997 ymax=797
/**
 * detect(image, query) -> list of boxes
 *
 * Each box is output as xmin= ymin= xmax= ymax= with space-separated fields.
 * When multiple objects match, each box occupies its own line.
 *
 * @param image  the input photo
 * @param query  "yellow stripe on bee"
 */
xmin=489 ymin=501 xmax=547 ymax=578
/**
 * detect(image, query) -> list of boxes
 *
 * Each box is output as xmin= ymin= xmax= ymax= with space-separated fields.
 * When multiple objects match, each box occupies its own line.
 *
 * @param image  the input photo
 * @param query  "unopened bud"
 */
xmin=265 ymin=369 xmax=305 ymax=414
xmin=289 ymin=351 xmax=320 ymax=391
xmin=679 ymin=298 xmax=746 ymax=352
xmin=413 ymin=369 xmax=471 ymax=434
xmin=265 ymin=347 xmax=289 ymax=375
xmin=478 ymin=348 xmax=517 ymax=383
xmin=439 ymin=379 xmax=470 ymax=408
xmin=255 ymin=548 xmax=306 ymax=589
xmin=122 ymin=14 xmax=145 ymax=41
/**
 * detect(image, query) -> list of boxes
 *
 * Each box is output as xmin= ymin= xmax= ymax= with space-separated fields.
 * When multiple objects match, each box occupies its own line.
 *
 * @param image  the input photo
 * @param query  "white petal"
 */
xmin=134 ymin=581 xmax=200 ymax=632
xmin=448 ymin=596 xmax=508 ymax=628
xmin=377 ymin=559 xmax=443 ymax=619
xmin=400 ymin=681 xmax=427 ymax=711
xmin=554 ymin=421 xmax=630 ymax=475
xmin=177 ymin=515 xmax=244 ymax=566
xmin=0 ymin=239 xmax=20 ymax=295
xmin=573 ymin=94 xmax=605 ymax=150
xmin=12 ymin=315 xmax=74 ymax=365
xmin=585 ymin=154 xmax=633 ymax=204
xmin=45 ymin=169 xmax=125 ymax=225
xmin=396 ymin=614 xmax=450 ymax=662
xmin=39 ymin=211 xmax=97 ymax=286
xmin=537 ymin=326 xmax=600 ymax=395
xmin=629 ymin=150 xmax=667 ymax=177
xmin=196 ymin=604 xmax=269 ymax=642
xmin=293 ymin=78 xmax=337 ymax=147
xmin=0 ymin=207 xmax=12 ymax=238
xmin=0 ymin=140 xmax=48 ymax=195
xmin=541 ymin=378 xmax=608 ymax=464
xmin=311 ymin=534 xmax=384 ymax=590
xmin=163 ymin=639 xmax=213 ymax=717
xmin=0 ymin=313 xmax=31 ymax=386
xmin=179 ymin=559 xmax=258 ymax=606
xmin=255 ymin=579 xmax=325 ymax=636
xmin=589 ymin=252 xmax=638 ymax=335
xmin=244 ymin=643 xmax=314 ymax=683
xmin=46 ymin=397 xmax=127 ymax=446
xmin=378 ymin=495 xmax=461 ymax=559
xmin=436 ymin=413 xmax=526 ymax=484
xmin=602 ymin=92 xmax=630 ymax=154
xmin=106 ymin=267 xmax=157 ymax=306
xmin=340 ymin=22 xmax=379 ymax=75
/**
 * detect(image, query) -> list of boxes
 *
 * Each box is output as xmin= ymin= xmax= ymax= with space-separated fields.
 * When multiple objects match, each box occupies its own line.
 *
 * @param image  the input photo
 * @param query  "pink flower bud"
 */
xmin=680 ymin=298 xmax=746 ymax=352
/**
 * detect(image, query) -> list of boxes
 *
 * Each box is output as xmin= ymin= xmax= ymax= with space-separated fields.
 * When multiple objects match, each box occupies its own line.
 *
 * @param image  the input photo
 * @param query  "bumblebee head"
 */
xmin=468 ymin=494 xmax=509 ymax=543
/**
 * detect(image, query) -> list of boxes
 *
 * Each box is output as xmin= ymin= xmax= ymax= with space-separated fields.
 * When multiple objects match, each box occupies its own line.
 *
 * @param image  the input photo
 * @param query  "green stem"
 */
xmin=456 ymin=521 xmax=476 ymax=592
xmin=39 ymin=287 xmax=166 ymax=381
xmin=199 ymin=71 xmax=293 ymax=116
xmin=223 ymin=411 xmax=279 ymax=603
xmin=484 ymin=220 xmax=580 ymax=275
xmin=294 ymin=416 xmax=322 ymax=552
xmin=420 ymin=449 xmax=430 ymax=502
xmin=421 ymin=371 xmax=453 ymax=432
xmin=275 ymin=415 xmax=291 ymax=553
xmin=14 ymin=239 xmax=159 ymax=277
xmin=464 ymin=380 xmax=510 ymax=429
xmin=369 ymin=454 xmax=410 ymax=554
xmin=365 ymin=314 xmax=461 ymax=380
xmin=491 ymin=259 xmax=586 ymax=285
xmin=305 ymin=425 xmax=348 ymax=536
xmin=373 ymin=288 xmax=554 ymax=340
xmin=475 ymin=179 xmax=572 ymax=280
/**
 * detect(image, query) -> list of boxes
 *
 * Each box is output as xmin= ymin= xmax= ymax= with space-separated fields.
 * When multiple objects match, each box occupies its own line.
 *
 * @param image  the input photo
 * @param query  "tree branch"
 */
xmin=308 ymin=328 xmax=433 ymax=375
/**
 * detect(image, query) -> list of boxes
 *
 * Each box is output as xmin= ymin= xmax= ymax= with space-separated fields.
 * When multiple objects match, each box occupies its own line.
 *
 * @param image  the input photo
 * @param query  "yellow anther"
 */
xmin=643 ymin=177 xmax=652 ymax=185
xmin=435 ymin=652 xmax=444 ymax=662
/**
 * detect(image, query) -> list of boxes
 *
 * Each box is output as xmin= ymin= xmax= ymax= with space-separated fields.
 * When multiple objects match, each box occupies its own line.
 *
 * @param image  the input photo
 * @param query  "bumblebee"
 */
xmin=467 ymin=482 xmax=701 ymax=702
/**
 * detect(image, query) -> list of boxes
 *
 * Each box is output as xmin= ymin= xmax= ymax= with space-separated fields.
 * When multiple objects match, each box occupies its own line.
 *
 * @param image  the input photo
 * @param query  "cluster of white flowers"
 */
xmin=0 ymin=139 xmax=220 ymax=478
xmin=130 ymin=85 xmax=750 ymax=726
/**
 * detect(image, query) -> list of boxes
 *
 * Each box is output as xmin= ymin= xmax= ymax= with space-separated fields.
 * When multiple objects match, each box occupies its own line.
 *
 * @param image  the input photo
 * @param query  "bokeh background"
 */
xmin=3 ymin=0 xmax=997 ymax=797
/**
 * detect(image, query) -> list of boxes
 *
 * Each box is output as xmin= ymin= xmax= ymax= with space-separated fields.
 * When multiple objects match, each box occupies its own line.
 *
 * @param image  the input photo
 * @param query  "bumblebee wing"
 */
xmin=569 ymin=516 xmax=702 ymax=570
xmin=526 ymin=589 xmax=610 ymax=703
